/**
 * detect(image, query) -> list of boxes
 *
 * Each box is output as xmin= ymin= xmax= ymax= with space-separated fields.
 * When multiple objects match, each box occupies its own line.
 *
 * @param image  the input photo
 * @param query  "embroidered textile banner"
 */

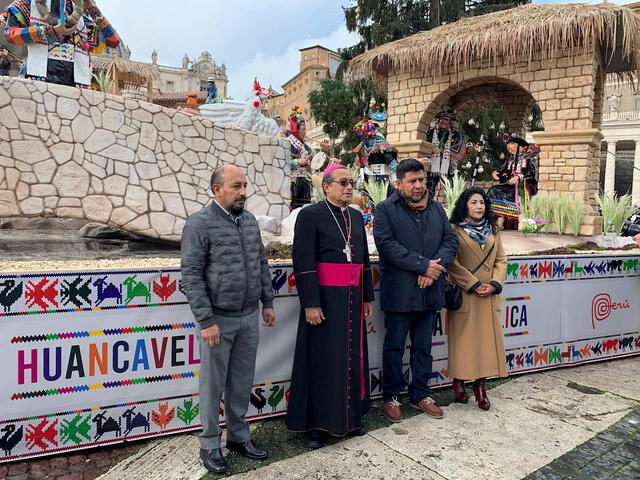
xmin=1 ymin=254 xmax=638 ymax=461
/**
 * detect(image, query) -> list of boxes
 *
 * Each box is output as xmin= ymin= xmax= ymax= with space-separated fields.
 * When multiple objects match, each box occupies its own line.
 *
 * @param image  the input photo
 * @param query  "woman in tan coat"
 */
xmin=447 ymin=187 xmax=507 ymax=410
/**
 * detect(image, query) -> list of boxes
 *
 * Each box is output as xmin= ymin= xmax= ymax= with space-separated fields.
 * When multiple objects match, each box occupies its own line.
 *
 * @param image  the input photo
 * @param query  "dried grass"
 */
xmin=350 ymin=4 xmax=640 ymax=80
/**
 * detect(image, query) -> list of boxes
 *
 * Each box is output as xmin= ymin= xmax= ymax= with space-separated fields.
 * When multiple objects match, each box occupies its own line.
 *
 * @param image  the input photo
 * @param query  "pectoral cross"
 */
xmin=343 ymin=244 xmax=352 ymax=262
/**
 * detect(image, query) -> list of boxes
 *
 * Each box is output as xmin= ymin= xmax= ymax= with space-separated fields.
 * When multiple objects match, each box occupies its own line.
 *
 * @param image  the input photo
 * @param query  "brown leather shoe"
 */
xmin=383 ymin=397 xmax=402 ymax=423
xmin=452 ymin=379 xmax=469 ymax=404
xmin=474 ymin=378 xmax=491 ymax=411
xmin=410 ymin=397 xmax=444 ymax=419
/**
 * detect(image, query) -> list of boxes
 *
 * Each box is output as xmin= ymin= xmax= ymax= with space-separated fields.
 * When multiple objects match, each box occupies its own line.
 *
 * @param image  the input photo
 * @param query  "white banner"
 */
xmin=0 ymin=254 xmax=638 ymax=461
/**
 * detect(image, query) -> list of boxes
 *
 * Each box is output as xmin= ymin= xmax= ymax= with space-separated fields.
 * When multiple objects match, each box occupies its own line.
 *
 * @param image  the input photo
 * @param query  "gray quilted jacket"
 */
xmin=181 ymin=202 xmax=274 ymax=328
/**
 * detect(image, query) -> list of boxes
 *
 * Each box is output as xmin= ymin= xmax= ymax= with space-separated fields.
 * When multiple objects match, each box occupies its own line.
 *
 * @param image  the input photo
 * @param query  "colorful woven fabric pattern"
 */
xmin=491 ymin=198 xmax=519 ymax=219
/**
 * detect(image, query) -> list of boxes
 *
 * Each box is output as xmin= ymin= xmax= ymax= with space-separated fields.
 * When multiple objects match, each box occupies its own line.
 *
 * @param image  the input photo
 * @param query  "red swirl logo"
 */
xmin=591 ymin=293 xmax=631 ymax=329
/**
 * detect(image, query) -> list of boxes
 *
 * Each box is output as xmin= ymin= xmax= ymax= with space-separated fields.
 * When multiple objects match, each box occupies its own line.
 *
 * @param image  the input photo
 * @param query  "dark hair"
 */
xmin=396 ymin=158 xmax=424 ymax=180
xmin=507 ymin=137 xmax=529 ymax=148
xmin=322 ymin=166 xmax=347 ymax=185
xmin=210 ymin=166 xmax=225 ymax=187
xmin=449 ymin=187 xmax=498 ymax=233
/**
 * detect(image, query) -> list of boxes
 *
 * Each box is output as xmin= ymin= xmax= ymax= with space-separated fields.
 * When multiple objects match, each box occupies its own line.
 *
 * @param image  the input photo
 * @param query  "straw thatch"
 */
xmin=92 ymin=54 xmax=160 ymax=101
xmin=350 ymin=3 xmax=640 ymax=79
xmin=92 ymin=55 xmax=160 ymax=88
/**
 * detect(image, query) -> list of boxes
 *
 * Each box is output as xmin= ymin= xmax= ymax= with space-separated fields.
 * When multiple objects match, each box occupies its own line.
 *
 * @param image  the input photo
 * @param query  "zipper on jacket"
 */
xmin=238 ymin=221 xmax=249 ymax=310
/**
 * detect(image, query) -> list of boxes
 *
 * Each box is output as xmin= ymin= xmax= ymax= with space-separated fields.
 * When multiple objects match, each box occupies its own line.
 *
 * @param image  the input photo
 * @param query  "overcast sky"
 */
xmin=100 ymin=0 xmax=628 ymax=100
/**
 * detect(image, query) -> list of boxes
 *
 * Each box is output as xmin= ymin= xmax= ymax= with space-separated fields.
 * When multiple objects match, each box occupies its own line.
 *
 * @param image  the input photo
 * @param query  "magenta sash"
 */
xmin=316 ymin=262 xmax=363 ymax=286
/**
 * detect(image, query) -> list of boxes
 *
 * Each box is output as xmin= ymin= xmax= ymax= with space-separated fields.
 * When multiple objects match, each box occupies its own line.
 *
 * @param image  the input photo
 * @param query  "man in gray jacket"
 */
xmin=181 ymin=165 xmax=275 ymax=474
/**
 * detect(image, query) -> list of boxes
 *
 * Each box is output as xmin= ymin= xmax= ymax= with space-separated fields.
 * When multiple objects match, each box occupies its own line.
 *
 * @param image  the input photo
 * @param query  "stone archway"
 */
xmin=417 ymin=76 xmax=540 ymax=138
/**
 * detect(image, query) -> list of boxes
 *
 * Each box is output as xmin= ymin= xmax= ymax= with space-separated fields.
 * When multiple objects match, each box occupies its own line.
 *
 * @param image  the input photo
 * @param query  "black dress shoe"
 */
xmin=226 ymin=439 xmax=268 ymax=460
xmin=303 ymin=430 xmax=325 ymax=449
xmin=200 ymin=448 xmax=228 ymax=474
xmin=351 ymin=425 xmax=367 ymax=436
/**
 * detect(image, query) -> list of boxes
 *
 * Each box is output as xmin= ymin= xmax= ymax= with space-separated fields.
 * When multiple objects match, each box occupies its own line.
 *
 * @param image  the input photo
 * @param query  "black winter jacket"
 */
xmin=373 ymin=191 xmax=458 ymax=312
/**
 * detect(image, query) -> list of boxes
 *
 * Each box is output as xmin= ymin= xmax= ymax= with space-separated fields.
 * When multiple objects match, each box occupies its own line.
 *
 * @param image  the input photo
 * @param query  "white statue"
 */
xmin=607 ymin=94 xmax=621 ymax=113
xmin=199 ymin=77 xmax=280 ymax=136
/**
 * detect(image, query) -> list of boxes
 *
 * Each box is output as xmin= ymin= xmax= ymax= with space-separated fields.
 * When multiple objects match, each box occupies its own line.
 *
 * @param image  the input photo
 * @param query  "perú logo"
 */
xmin=591 ymin=293 xmax=630 ymax=329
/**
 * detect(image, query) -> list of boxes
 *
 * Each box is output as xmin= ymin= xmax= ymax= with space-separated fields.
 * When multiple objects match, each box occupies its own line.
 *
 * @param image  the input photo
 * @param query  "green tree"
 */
xmin=339 ymin=0 xmax=530 ymax=68
xmin=457 ymin=102 xmax=511 ymax=181
xmin=308 ymin=78 xmax=357 ymax=157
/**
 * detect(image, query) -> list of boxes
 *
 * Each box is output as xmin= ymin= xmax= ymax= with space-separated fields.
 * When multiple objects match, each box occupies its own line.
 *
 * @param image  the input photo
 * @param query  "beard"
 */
xmin=229 ymin=205 xmax=244 ymax=215
xmin=229 ymin=198 xmax=246 ymax=215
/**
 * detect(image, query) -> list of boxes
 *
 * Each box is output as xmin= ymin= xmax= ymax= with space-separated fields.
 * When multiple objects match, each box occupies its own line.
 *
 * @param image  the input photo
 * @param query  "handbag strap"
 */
xmin=469 ymin=242 xmax=495 ymax=274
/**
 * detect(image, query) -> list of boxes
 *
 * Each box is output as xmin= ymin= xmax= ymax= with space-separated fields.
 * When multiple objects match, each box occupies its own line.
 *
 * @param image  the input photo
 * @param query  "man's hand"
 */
xmin=475 ymin=284 xmax=496 ymax=297
xmin=634 ymin=233 xmax=640 ymax=245
xmin=201 ymin=324 xmax=221 ymax=347
xmin=508 ymin=176 xmax=519 ymax=185
xmin=417 ymin=275 xmax=433 ymax=289
xmin=305 ymin=307 xmax=325 ymax=326
xmin=491 ymin=171 xmax=500 ymax=181
xmin=364 ymin=302 xmax=373 ymax=319
xmin=426 ymin=258 xmax=446 ymax=280
xmin=53 ymin=22 xmax=77 ymax=36
xmin=262 ymin=308 xmax=276 ymax=327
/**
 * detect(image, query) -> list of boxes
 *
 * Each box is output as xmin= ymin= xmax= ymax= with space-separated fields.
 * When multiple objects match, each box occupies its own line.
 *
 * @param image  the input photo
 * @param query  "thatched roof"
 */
xmin=350 ymin=3 xmax=640 ymax=78
xmin=92 ymin=55 xmax=160 ymax=89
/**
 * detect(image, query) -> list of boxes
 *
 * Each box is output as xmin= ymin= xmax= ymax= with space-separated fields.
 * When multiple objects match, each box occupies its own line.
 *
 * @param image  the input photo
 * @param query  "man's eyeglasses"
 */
xmin=332 ymin=179 xmax=355 ymax=187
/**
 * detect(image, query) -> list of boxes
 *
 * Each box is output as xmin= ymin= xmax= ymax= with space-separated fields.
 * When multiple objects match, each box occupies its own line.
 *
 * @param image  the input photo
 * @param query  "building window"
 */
xmin=200 ymin=80 xmax=208 ymax=92
xmin=635 ymin=97 xmax=640 ymax=110
xmin=304 ymin=55 xmax=307 ymax=61
xmin=165 ymin=80 xmax=174 ymax=91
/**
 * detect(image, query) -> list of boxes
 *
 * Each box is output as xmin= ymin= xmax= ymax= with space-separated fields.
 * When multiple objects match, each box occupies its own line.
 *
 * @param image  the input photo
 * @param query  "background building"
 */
xmin=263 ymin=45 xmax=342 ymax=133
xmin=600 ymin=1 xmax=640 ymax=206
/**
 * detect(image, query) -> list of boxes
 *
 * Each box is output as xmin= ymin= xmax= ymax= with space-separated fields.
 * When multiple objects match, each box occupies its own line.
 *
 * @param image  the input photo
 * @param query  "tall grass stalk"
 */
xmin=365 ymin=180 xmax=389 ymax=206
xmin=535 ymin=195 xmax=553 ymax=233
xmin=597 ymin=192 xmax=635 ymax=234
xmin=442 ymin=172 xmax=466 ymax=218
xmin=567 ymin=197 xmax=583 ymax=236
xmin=92 ymin=70 xmax=112 ymax=93
xmin=553 ymin=195 xmax=569 ymax=235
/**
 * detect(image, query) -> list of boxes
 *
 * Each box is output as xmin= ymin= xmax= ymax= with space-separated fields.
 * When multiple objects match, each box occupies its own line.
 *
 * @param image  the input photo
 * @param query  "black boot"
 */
xmin=304 ymin=430 xmax=325 ymax=449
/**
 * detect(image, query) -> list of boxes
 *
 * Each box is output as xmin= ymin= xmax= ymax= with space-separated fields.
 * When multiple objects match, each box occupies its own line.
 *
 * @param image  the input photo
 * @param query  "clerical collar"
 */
xmin=326 ymin=198 xmax=348 ymax=212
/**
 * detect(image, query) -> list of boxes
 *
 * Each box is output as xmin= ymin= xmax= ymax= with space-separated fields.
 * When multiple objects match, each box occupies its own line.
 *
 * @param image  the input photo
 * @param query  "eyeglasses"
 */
xmin=331 ymin=179 xmax=355 ymax=187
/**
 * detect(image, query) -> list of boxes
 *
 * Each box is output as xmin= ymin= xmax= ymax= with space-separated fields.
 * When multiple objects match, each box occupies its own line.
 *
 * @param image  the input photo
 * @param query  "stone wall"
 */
xmin=0 ymin=77 xmax=290 ymax=242
xmin=386 ymin=47 xmax=605 ymax=235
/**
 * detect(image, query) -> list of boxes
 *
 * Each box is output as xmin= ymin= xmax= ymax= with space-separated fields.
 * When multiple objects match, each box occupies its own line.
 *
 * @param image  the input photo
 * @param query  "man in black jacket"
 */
xmin=181 ymin=165 xmax=275 ymax=474
xmin=373 ymin=159 xmax=458 ymax=423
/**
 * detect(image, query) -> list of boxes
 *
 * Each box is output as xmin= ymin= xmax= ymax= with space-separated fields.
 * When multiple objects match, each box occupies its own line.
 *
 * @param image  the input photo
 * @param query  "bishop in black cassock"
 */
xmin=286 ymin=165 xmax=375 ymax=448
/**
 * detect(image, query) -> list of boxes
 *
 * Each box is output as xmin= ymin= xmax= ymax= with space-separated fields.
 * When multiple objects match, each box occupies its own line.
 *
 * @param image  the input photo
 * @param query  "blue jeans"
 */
xmin=382 ymin=311 xmax=435 ymax=404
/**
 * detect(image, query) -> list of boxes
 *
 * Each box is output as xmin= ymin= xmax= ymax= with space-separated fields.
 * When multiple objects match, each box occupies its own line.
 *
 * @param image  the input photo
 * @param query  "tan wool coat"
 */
xmin=447 ymin=226 xmax=508 ymax=381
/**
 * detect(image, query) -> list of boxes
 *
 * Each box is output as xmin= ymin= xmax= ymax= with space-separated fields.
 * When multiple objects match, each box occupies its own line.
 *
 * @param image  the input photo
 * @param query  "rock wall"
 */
xmin=0 ymin=77 xmax=290 ymax=242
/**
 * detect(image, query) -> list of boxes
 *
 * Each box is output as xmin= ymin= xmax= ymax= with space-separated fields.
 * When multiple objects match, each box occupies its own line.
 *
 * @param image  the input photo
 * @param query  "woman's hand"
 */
xmin=475 ymin=284 xmax=496 ymax=297
xmin=491 ymin=171 xmax=499 ymax=181
xmin=417 ymin=274 xmax=433 ymax=289
xmin=508 ymin=176 xmax=519 ymax=185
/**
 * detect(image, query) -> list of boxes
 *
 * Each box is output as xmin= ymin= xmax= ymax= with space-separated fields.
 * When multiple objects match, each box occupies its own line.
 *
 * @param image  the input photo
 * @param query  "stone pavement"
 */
xmin=526 ymin=409 xmax=640 ymax=479
xmin=90 ymin=356 xmax=639 ymax=480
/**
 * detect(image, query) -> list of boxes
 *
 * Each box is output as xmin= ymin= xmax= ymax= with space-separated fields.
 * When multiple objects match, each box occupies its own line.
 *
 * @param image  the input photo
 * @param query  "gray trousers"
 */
xmin=198 ymin=308 xmax=259 ymax=449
